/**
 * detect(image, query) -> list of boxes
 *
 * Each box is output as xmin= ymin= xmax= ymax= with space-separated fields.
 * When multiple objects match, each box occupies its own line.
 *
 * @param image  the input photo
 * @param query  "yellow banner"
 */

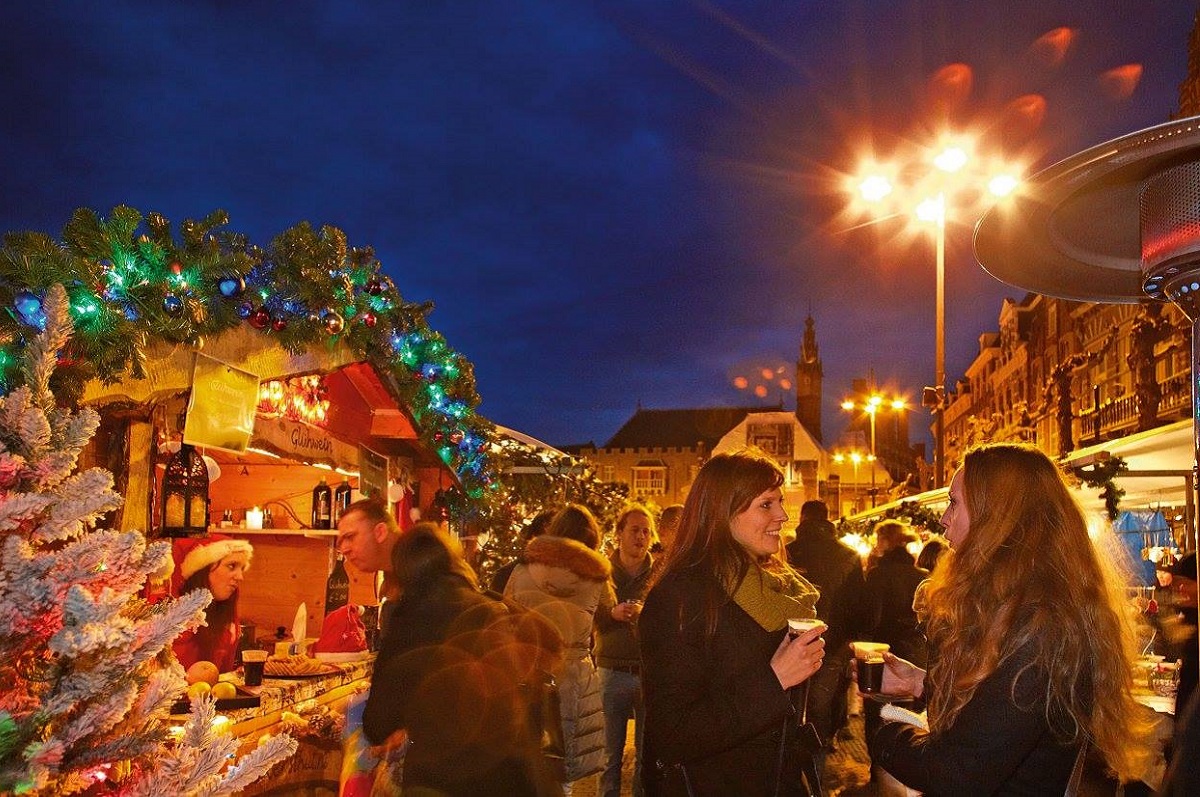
xmin=183 ymin=353 xmax=259 ymax=453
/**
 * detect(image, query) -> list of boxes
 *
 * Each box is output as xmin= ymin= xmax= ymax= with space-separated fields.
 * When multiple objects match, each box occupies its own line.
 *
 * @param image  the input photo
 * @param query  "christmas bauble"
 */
xmin=366 ymin=276 xmax=384 ymax=295
xmin=170 ymin=261 xmax=183 ymax=276
xmin=272 ymin=315 xmax=288 ymax=332
xmin=13 ymin=290 xmax=44 ymax=328
xmin=322 ymin=310 xmax=344 ymax=335
xmin=163 ymin=293 xmax=184 ymax=315
xmin=249 ymin=307 xmax=271 ymax=329
xmin=361 ymin=312 xmax=377 ymax=328
xmin=218 ymin=275 xmax=245 ymax=298
xmin=237 ymin=301 xmax=254 ymax=319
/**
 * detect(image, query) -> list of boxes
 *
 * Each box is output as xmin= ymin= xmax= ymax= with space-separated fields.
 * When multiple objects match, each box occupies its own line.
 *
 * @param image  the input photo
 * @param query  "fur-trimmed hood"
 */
xmin=522 ymin=535 xmax=611 ymax=581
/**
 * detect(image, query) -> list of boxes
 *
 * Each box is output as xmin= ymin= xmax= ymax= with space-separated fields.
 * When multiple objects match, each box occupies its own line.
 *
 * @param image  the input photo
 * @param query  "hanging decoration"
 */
xmin=1071 ymin=455 xmax=1128 ymax=520
xmin=160 ymin=443 xmax=211 ymax=537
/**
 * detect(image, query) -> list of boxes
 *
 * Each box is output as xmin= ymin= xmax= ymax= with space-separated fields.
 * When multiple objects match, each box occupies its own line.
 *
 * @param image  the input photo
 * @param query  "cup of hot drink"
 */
xmin=788 ymin=618 xmax=824 ymax=639
xmin=852 ymin=642 xmax=890 ymax=693
xmin=241 ymin=649 xmax=268 ymax=687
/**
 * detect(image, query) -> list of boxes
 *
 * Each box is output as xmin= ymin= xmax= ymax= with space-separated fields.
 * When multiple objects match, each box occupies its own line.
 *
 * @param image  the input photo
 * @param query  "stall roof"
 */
xmin=1063 ymin=419 xmax=1194 ymax=510
xmin=844 ymin=420 xmax=1196 ymax=526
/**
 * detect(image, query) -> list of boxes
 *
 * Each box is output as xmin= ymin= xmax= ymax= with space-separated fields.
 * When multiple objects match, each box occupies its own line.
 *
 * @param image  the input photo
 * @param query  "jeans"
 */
xmin=599 ymin=667 xmax=643 ymax=797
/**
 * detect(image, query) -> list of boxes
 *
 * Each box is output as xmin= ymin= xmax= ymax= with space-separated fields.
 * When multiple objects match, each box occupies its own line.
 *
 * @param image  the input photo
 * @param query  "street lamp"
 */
xmin=841 ymin=394 xmax=905 ymax=507
xmin=848 ymin=134 xmax=1021 ymax=487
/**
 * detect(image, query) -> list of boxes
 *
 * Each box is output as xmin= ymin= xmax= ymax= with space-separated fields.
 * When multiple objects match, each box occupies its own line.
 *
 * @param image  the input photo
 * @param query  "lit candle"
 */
xmin=245 ymin=507 xmax=263 ymax=530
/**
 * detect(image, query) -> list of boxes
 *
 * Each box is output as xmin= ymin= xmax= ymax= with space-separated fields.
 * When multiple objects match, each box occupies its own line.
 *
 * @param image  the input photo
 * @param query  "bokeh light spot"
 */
xmin=1031 ymin=27 xmax=1075 ymax=67
xmin=1099 ymin=64 xmax=1143 ymax=100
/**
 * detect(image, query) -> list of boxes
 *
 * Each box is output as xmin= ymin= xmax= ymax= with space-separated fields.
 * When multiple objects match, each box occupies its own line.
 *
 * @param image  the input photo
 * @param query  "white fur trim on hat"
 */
xmin=180 ymin=536 xmax=253 ymax=580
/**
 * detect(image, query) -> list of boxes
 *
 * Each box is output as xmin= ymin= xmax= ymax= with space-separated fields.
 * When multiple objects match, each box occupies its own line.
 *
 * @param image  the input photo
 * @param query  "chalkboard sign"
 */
xmin=358 ymin=446 xmax=388 ymax=500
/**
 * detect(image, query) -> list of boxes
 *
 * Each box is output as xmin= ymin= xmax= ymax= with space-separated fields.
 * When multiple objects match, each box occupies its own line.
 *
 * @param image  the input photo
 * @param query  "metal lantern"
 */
xmin=161 ymin=443 xmax=210 ymax=537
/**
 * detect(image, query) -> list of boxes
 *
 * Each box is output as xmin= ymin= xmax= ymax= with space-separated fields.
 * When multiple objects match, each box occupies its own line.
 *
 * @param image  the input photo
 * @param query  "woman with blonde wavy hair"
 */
xmin=867 ymin=443 xmax=1154 ymax=794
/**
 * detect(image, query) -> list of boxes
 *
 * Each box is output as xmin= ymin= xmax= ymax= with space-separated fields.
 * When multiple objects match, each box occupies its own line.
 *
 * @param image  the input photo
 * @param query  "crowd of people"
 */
xmin=323 ymin=444 xmax=1197 ymax=796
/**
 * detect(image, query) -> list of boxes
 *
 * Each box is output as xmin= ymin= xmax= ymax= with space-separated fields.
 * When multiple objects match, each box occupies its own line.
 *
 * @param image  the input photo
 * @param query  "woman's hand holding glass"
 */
xmin=874 ymin=652 xmax=925 ymax=699
xmin=771 ymin=622 xmax=826 ymax=690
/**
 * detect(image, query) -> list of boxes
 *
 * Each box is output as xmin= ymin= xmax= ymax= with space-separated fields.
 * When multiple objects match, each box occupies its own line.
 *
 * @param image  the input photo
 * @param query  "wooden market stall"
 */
xmin=77 ymin=324 xmax=459 ymax=794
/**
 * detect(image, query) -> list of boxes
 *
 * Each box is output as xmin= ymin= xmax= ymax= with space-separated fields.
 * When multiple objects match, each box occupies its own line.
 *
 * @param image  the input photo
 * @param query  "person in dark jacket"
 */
xmin=640 ymin=451 xmax=826 ymax=796
xmin=867 ymin=444 xmax=1155 ymax=794
xmin=1167 ymin=551 xmax=1198 ymax=716
xmin=594 ymin=502 xmax=656 ymax=797
xmin=861 ymin=520 xmax=928 ymax=667
xmin=784 ymin=499 xmax=865 ymax=770
xmin=363 ymin=522 xmax=563 ymax=796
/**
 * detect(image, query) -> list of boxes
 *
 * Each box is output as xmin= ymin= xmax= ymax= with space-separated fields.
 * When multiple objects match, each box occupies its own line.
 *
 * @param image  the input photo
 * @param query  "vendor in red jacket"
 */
xmin=172 ymin=534 xmax=254 ymax=672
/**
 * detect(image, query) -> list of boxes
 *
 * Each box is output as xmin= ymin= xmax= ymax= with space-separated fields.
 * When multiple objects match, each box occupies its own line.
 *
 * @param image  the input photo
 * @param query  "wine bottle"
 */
xmin=325 ymin=555 xmax=350 ymax=615
xmin=312 ymin=477 xmax=332 ymax=529
xmin=333 ymin=479 xmax=353 ymax=524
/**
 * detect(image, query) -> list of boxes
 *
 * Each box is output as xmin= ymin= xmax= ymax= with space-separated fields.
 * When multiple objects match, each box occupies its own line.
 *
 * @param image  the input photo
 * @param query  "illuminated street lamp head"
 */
xmin=840 ymin=399 xmax=855 ymax=411
xmin=934 ymin=146 xmax=968 ymax=173
xmin=859 ymin=174 xmax=893 ymax=203
xmin=988 ymin=174 xmax=1019 ymax=197
xmin=916 ymin=195 xmax=945 ymax=224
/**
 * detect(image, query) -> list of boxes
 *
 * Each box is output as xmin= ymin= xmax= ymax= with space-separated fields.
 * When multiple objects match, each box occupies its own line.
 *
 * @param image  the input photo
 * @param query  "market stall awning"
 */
xmin=1063 ymin=419 xmax=1194 ymax=511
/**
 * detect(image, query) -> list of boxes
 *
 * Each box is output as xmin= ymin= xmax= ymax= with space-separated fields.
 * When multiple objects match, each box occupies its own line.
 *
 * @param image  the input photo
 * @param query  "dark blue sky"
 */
xmin=1 ymin=1 xmax=1194 ymax=450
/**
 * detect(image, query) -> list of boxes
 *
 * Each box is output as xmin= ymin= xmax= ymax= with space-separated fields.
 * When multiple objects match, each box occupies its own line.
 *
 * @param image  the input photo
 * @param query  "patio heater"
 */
xmin=974 ymin=116 xmax=1200 ymax=707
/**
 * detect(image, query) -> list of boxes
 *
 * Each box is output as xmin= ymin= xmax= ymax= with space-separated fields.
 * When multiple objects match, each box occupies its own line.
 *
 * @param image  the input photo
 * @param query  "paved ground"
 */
xmin=573 ymin=712 xmax=874 ymax=796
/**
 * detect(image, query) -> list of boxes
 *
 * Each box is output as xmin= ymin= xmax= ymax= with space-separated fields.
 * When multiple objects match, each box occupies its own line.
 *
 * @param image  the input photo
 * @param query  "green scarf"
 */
xmin=731 ymin=564 xmax=819 ymax=632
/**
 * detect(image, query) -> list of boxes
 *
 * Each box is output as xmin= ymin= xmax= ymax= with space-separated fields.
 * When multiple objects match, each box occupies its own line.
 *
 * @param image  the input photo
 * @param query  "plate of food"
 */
xmin=263 ymin=654 xmax=341 ymax=679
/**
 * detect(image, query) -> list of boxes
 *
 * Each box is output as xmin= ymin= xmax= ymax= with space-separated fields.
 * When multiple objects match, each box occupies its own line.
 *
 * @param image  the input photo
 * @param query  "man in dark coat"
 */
xmin=784 ymin=499 xmax=865 ymax=768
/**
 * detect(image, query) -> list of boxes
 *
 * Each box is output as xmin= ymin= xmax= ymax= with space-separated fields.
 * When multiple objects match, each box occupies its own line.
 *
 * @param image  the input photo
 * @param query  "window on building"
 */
xmin=602 ymin=465 xmax=614 ymax=482
xmin=632 ymin=466 xmax=667 ymax=496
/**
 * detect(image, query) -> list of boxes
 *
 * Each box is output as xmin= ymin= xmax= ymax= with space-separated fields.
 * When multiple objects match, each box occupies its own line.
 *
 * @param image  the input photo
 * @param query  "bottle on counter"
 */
xmin=312 ymin=477 xmax=332 ymax=529
xmin=325 ymin=554 xmax=350 ymax=615
xmin=263 ymin=507 xmax=274 ymax=529
xmin=220 ymin=509 xmax=233 ymax=528
xmin=333 ymin=478 xmax=353 ymax=524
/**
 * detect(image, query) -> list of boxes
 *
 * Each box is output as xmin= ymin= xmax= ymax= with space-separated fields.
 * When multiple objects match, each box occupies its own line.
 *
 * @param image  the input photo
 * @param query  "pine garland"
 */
xmin=0 ymin=207 xmax=494 ymax=498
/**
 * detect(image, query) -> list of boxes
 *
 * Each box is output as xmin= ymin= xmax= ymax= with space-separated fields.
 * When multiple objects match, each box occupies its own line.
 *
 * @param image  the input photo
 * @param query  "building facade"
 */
xmin=569 ymin=316 xmax=832 ymax=508
xmin=940 ymin=294 xmax=1192 ymax=474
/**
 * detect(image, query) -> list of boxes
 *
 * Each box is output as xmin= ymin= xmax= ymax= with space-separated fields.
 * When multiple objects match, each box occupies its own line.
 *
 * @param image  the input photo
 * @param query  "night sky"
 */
xmin=1 ymin=1 xmax=1195 ymax=451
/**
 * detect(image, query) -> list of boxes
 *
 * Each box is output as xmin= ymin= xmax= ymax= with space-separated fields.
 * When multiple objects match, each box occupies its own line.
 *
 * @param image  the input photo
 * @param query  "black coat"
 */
xmin=869 ymin=643 xmax=1080 ymax=796
xmin=639 ymin=567 xmax=814 ymax=796
xmin=364 ymin=576 xmax=558 ymax=797
xmin=862 ymin=547 xmax=929 ymax=666
xmin=785 ymin=518 xmax=865 ymax=649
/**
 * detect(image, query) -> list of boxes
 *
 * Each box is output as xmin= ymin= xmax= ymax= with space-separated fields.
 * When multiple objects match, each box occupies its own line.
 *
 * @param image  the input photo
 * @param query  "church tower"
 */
xmin=795 ymin=314 xmax=823 ymax=442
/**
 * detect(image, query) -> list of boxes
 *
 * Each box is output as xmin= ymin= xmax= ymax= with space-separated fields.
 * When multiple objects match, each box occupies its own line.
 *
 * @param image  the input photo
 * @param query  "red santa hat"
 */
xmin=313 ymin=605 xmax=368 ymax=654
xmin=172 ymin=533 xmax=254 ymax=592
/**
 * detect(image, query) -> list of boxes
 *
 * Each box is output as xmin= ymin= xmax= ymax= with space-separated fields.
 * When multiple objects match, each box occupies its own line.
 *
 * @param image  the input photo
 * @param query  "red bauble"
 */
xmin=362 ymin=312 xmax=377 ymax=328
xmin=249 ymin=307 xmax=271 ymax=329
xmin=170 ymin=261 xmax=183 ymax=276
xmin=272 ymin=316 xmax=288 ymax=332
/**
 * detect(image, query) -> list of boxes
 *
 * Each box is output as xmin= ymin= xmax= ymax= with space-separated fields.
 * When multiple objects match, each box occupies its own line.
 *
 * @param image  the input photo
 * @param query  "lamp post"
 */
xmin=849 ymin=136 xmax=1021 ymax=487
xmin=841 ymin=394 xmax=905 ymax=507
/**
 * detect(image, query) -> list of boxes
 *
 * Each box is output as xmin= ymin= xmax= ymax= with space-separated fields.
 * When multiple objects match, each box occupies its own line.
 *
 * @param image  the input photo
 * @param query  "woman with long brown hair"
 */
xmin=869 ymin=443 xmax=1154 ymax=793
xmin=639 ymin=451 xmax=826 ymax=796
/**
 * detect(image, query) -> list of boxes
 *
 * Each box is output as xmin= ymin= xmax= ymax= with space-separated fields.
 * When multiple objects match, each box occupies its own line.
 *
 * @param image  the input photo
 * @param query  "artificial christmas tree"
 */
xmin=0 ymin=284 xmax=295 ymax=795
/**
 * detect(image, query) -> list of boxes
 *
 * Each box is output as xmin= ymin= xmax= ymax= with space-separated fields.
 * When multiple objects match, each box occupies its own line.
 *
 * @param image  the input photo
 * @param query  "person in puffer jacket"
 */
xmin=506 ymin=504 xmax=611 ymax=793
